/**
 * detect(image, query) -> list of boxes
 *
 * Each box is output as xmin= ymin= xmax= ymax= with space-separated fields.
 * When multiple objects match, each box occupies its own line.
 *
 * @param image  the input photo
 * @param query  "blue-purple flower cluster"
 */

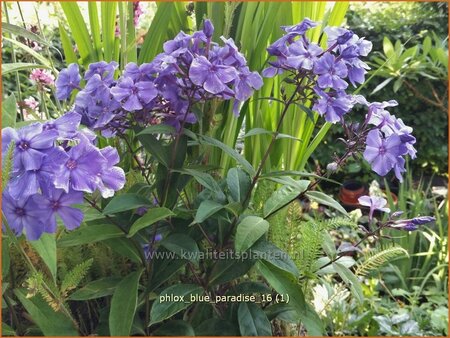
xmin=55 ymin=20 xmax=262 ymax=133
xmin=2 ymin=113 xmax=125 ymax=240
xmin=263 ymin=19 xmax=416 ymax=181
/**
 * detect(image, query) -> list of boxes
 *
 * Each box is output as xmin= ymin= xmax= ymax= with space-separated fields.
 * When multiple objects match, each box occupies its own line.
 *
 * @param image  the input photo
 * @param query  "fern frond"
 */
xmin=2 ymin=141 xmax=15 ymax=191
xmin=24 ymin=272 xmax=60 ymax=311
xmin=61 ymin=258 xmax=93 ymax=296
xmin=356 ymin=246 xmax=409 ymax=277
xmin=321 ymin=217 xmax=357 ymax=230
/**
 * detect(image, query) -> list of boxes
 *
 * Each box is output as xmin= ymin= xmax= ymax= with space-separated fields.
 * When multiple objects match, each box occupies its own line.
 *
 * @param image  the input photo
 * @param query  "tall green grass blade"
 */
xmin=58 ymin=22 xmax=78 ymax=64
xmin=88 ymin=2 xmax=102 ymax=61
xmin=138 ymin=2 xmax=174 ymax=64
xmin=60 ymin=2 xmax=94 ymax=65
xmin=101 ymin=2 xmax=117 ymax=62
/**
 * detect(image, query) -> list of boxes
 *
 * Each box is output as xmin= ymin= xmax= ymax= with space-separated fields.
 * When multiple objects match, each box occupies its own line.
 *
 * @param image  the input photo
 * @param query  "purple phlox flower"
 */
xmin=80 ymin=73 xmax=111 ymax=97
xmin=389 ymin=215 xmax=435 ymax=231
xmin=54 ymin=133 xmax=106 ymax=193
xmin=286 ymin=40 xmax=323 ymax=70
xmin=43 ymin=111 xmax=82 ymax=139
xmin=123 ymin=62 xmax=157 ymax=82
xmin=266 ymin=35 xmax=291 ymax=57
xmin=313 ymin=88 xmax=353 ymax=123
xmin=84 ymin=61 xmax=118 ymax=84
xmin=189 ymin=56 xmax=238 ymax=94
xmin=366 ymin=100 xmax=398 ymax=125
xmin=96 ymin=146 xmax=126 ymax=198
xmin=163 ymin=31 xmax=193 ymax=55
xmin=38 ymin=187 xmax=84 ymax=233
xmin=55 ymin=63 xmax=81 ymax=100
xmin=234 ymin=66 xmax=263 ymax=102
xmin=8 ymin=146 xmax=68 ymax=200
xmin=345 ymin=58 xmax=370 ymax=86
xmin=216 ymin=37 xmax=247 ymax=67
xmin=314 ymin=52 xmax=348 ymax=89
xmin=2 ymin=190 xmax=48 ymax=240
xmin=262 ymin=61 xmax=286 ymax=78
xmin=2 ymin=123 xmax=58 ymax=171
xmin=281 ymin=18 xmax=318 ymax=35
xmin=203 ymin=19 xmax=214 ymax=39
xmin=324 ymin=27 xmax=355 ymax=48
xmin=110 ymin=76 xmax=158 ymax=111
xmin=30 ymin=69 xmax=55 ymax=87
xmin=363 ymin=129 xmax=406 ymax=179
xmin=358 ymin=194 xmax=391 ymax=221
xmin=391 ymin=118 xmax=417 ymax=159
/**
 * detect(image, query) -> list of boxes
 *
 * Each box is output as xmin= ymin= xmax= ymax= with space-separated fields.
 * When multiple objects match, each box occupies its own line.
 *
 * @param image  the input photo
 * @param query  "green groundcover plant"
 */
xmin=1 ymin=5 xmax=439 ymax=337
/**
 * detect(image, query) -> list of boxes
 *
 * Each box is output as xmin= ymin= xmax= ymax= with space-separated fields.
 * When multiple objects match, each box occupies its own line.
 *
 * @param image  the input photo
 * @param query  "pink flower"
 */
xmin=30 ymin=69 xmax=55 ymax=87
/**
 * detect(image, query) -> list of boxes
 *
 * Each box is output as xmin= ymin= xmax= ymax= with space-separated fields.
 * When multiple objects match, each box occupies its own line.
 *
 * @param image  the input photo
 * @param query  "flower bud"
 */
xmin=203 ymin=19 xmax=214 ymax=39
xmin=327 ymin=162 xmax=338 ymax=172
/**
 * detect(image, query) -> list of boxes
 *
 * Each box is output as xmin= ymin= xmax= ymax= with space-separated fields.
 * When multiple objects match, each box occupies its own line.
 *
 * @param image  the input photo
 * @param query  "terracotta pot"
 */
xmin=339 ymin=180 xmax=368 ymax=207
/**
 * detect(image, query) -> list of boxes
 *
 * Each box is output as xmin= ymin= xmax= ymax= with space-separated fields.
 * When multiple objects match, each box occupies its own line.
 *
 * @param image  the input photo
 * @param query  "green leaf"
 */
xmin=305 ymin=191 xmax=348 ymax=216
xmin=137 ymin=133 xmax=170 ymax=167
xmin=2 ymin=63 xmax=50 ymax=75
xmin=263 ymin=180 xmax=309 ymax=218
xmin=195 ymin=318 xmax=238 ymax=336
xmin=200 ymin=135 xmax=255 ymax=176
xmin=159 ymin=233 xmax=200 ymax=265
xmin=333 ymin=262 xmax=364 ymax=304
xmin=88 ymin=2 xmax=102 ymax=61
xmin=2 ymin=22 xmax=50 ymax=46
xmin=1 ymin=94 xmax=17 ymax=128
xmin=70 ymin=277 xmax=121 ymax=301
xmin=138 ymin=124 xmax=177 ymax=135
xmin=138 ymin=3 xmax=174 ymax=64
xmin=153 ymin=320 xmax=195 ymax=336
xmin=101 ymin=2 xmax=117 ymax=62
xmin=177 ymin=168 xmax=222 ymax=193
xmin=59 ymin=22 xmax=78 ymax=64
xmin=57 ymin=224 xmax=123 ymax=247
xmin=251 ymin=240 xmax=299 ymax=277
xmin=14 ymin=289 xmax=78 ymax=336
xmin=149 ymin=249 xmax=187 ymax=291
xmin=1 ymin=322 xmax=15 ymax=336
xmin=103 ymin=237 xmax=142 ymax=263
xmin=103 ymin=193 xmax=152 ymax=214
xmin=235 ymin=216 xmax=269 ymax=253
xmin=193 ymin=200 xmax=224 ymax=224
xmin=238 ymin=302 xmax=272 ymax=336
xmin=2 ymin=237 xmax=10 ymax=278
xmin=257 ymin=261 xmax=323 ymax=335
xmin=383 ymin=36 xmax=395 ymax=58
xmin=265 ymin=303 xmax=298 ymax=323
xmin=226 ymin=168 xmax=251 ymax=203
xmin=60 ymin=2 xmax=94 ymax=65
xmin=128 ymin=207 xmax=174 ymax=237
xmin=149 ymin=284 xmax=203 ymax=325
xmin=3 ymin=37 xmax=51 ymax=67
xmin=322 ymin=232 xmax=337 ymax=259
xmin=30 ymin=233 xmax=57 ymax=282
xmin=208 ymin=258 xmax=255 ymax=286
xmin=109 ymin=270 xmax=142 ymax=336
